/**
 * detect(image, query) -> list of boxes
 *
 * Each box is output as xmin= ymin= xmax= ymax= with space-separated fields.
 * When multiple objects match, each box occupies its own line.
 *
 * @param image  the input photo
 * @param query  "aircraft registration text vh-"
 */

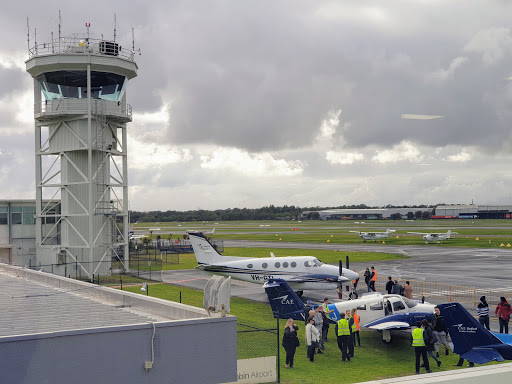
xmin=188 ymin=231 xmax=359 ymax=293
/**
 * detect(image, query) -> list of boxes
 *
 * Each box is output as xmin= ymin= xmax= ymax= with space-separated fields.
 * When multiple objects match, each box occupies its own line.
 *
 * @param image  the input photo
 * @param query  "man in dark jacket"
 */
xmin=385 ymin=276 xmax=394 ymax=294
xmin=432 ymin=306 xmax=450 ymax=356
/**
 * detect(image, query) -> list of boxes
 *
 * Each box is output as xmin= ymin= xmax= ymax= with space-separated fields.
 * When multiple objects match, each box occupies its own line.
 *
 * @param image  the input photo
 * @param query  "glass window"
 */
xmin=0 ymin=213 xmax=7 ymax=225
xmin=0 ymin=206 xmax=8 ymax=212
xmin=290 ymin=262 xmax=296 ymax=268
xmin=282 ymin=262 xmax=289 ymax=268
xmin=11 ymin=206 xmax=22 ymax=213
xmin=11 ymin=212 xmax=21 ymax=225
xmin=274 ymin=262 xmax=281 ymax=268
xmin=369 ymin=301 xmax=383 ymax=311
xmin=356 ymin=304 xmax=366 ymax=310
xmin=23 ymin=212 xmax=35 ymax=225
xmin=304 ymin=261 xmax=310 ymax=267
xmin=247 ymin=264 xmax=253 ymax=269
xmin=37 ymin=71 xmax=127 ymax=101
xmin=403 ymin=298 xmax=417 ymax=308
xmin=262 ymin=263 xmax=268 ymax=269
xmin=392 ymin=300 xmax=406 ymax=312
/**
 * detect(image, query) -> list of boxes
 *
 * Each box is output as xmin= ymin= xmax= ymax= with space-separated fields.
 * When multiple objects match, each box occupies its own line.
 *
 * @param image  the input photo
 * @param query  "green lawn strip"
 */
xmin=212 ymin=233 xmax=512 ymax=248
xmin=120 ymin=283 xmax=470 ymax=384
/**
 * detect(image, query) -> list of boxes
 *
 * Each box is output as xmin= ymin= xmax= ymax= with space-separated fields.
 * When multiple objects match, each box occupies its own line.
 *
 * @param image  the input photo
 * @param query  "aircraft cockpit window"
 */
xmin=402 ymin=298 xmax=417 ymax=308
xmin=262 ymin=263 xmax=268 ymax=269
xmin=275 ymin=262 xmax=281 ymax=268
xmin=392 ymin=300 xmax=406 ymax=311
xmin=356 ymin=304 xmax=366 ymax=310
xmin=369 ymin=301 xmax=383 ymax=311
xmin=291 ymin=262 xmax=297 ymax=268
xmin=247 ymin=264 xmax=253 ymax=269
xmin=283 ymin=262 xmax=289 ymax=268
xmin=313 ymin=259 xmax=323 ymax=266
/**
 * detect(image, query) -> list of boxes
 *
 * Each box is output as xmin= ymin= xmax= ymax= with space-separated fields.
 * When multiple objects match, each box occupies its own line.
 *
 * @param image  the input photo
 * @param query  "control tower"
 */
xmin=25 ymin=26 xmax=137 ymax=277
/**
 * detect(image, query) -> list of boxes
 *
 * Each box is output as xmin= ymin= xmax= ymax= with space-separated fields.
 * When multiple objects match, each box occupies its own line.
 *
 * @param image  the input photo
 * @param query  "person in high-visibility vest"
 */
xmin=412 ymin=321 xmax=431 ymax=374
xmin=322 ymin=298 xmax=334 ymax=342
xmin=369 ymin=266 xmax=377 ymax=292
xmin=351 ymin=308 xmax=361 ymax=347
xmin=336 ymin=313 xmax=351 ymax=361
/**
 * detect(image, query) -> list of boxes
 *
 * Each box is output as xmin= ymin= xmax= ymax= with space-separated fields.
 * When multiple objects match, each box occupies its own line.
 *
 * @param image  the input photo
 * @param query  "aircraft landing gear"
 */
xmin=382 ymin=330 xmax=392 ymax=343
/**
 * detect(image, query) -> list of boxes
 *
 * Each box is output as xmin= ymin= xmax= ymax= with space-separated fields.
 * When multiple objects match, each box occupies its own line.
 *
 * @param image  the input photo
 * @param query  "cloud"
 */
xmin=128 ymin=135 xmax=193 ymax=170
xmin=426 ymin=56 xmax=469 ymax=84
xmin=325 ymin=151 xmax=364 ymax=165
xmin=444 ymin=150 xmax=471 ymax=163
xmin=372 ymin=141 xmax=423 ymax=164
xmin=464 ymin=27 xmax=512 ymax=65
xmin=199 ymin=148 xmax=305 ymax=177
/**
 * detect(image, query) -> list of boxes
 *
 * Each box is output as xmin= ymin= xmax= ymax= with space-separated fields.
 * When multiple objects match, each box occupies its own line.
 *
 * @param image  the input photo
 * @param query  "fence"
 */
xmin=370 ymin=276 xmax=512 ymax=308
xmin=237 ymin=321 xmax=280 ymax=383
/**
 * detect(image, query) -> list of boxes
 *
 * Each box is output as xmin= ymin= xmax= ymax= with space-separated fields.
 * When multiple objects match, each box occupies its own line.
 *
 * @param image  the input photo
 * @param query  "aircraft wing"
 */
xmin=365 ymin=321 xmax=411 ymax=330
xmin=288 ymin=274 xmax=348 ymax=283
xmin=461 ymin=348 xmax=505 ymax=365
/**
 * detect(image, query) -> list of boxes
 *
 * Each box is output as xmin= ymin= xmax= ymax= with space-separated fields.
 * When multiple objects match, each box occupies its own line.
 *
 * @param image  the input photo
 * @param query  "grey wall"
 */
xmin=0 ymin=317 xmax=237 ymax=384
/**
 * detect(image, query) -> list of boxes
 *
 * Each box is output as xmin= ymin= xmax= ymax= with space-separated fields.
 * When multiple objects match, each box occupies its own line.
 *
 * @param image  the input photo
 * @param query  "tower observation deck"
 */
xmin=25 ymin=28 xmax=138 ymax=277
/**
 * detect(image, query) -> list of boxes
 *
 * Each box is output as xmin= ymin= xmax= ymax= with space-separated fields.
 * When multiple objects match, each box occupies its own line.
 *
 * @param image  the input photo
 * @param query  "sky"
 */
xmin=2 ymin=1 xmax=512 ymax=211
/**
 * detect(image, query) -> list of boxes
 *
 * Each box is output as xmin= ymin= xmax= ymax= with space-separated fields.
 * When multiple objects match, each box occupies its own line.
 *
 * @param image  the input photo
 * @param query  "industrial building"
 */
xmin=0 ymin=263 xmax=237 ymax=384
xmin=433 ymin=204 xmax=512 ymax=219
xmin=300 ymin=207 xmax=433 ymax=220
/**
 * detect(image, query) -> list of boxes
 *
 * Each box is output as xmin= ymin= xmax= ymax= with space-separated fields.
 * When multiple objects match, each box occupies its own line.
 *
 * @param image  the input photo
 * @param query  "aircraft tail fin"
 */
xmin=437 ymin=303 xmax=505 ymax=364
xmin=263 ymin=279 xmax=306 ymax=321
xmin=188 ymin=231 xmax=225 ymax=265
xmin=447 ymin=230 xmax=451 ymax=237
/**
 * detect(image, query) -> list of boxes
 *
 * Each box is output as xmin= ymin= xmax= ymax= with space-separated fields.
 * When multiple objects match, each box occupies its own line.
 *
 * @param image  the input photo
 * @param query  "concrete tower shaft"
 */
xmin=26 ymin=33 xmax=138 ymax=277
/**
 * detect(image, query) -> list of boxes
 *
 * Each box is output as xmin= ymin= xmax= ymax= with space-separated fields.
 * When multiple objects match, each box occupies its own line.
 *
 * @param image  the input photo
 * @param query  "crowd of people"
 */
xmin=281 ymin=290 xmax=512 ymax=374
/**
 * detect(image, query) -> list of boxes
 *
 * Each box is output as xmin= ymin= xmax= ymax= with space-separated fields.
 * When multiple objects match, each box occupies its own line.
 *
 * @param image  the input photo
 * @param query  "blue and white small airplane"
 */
xmin=438 ymin=302 xmax=512 ymax=364
xmin=263 ymin=278 xmax=435 ymax=342
xmin=188 ymin=231 xmax=359 ymax=294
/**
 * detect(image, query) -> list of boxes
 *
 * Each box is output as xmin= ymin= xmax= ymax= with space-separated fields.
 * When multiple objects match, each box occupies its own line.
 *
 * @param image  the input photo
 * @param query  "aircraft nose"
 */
xmin=347 ymin=270 xmax=359 ymax=280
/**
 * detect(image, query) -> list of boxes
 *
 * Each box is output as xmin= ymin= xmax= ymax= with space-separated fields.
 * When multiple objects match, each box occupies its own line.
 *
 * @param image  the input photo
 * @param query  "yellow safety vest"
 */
xmin=354 ymin=314 xmax=360 ymax=332
xmin=412 ymin=328 xmax=425 ymax=347
xmin=337 ymin=319 xmax=350 ymax=336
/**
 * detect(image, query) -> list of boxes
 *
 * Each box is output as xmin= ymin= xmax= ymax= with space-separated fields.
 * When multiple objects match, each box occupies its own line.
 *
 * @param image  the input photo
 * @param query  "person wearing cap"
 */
xmin=322 ymin=298 xmax=334 ymax=342
xmin=432 ymin=306 xmax=450 ymax=356
xmin=477 ymin=296 xmax=490 ymax=331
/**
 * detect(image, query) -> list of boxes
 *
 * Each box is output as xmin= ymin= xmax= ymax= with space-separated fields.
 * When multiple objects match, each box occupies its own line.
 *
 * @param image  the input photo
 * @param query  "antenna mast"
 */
xmin=26 ymin=17 xmax=30 ymax=52
xmin=58 ymin=10 xmax=61 ymax=40
xmin=132 ymin=27 xmax=135 ymax=51
xmin=113 ymin=14 xmax=117 ymax=42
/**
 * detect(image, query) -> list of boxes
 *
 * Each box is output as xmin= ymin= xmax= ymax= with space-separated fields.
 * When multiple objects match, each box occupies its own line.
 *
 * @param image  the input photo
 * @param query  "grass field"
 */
xmin=131 ymin=219 xmax=512 ymax=249
xmin=121 ymin=283 xmax=489 ymax=384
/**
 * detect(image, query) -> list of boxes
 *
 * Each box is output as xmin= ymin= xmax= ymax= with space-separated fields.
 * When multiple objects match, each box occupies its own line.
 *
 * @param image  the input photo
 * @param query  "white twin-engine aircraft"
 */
xmin=349 ymin=228 xmax=396 ymax=242
xmin=188 ymin=231 xmax=359 ymax=294
xmin=407 ymin=230 xmax=457 ymax=244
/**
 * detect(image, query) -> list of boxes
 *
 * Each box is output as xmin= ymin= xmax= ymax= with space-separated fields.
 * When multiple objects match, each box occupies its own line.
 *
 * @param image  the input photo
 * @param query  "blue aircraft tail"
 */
xmin=437 ymin=303 xmax=508 ymax=364
xmin=263 ymin=279 xmax=306 ymax=321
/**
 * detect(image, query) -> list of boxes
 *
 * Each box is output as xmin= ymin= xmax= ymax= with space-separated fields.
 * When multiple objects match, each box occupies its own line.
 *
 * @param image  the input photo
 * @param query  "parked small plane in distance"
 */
xmin=438 ymin=302 xmax=512 ymax=364
xmin=188 ymin=231 xmax=359 ymax=294
xmin=264 ymin=278 xmax=435 ymax=342
xmin=349 ymin=228 xmax=396 ymax=242
xmin=203 ymin=228 xmax=215 ymax=236
xmin=407 ymin=230 xmax=457 ymax=244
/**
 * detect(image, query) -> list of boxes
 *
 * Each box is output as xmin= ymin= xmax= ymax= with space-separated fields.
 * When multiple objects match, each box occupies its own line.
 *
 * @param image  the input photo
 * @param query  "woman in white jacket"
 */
xmin=305 ymin=317 xmax=320 ymax=362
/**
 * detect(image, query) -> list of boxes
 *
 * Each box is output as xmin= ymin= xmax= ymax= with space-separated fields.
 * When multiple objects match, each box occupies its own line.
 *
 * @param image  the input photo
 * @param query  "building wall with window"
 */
xmin=0 ymin=200 xmax=58 ymax=267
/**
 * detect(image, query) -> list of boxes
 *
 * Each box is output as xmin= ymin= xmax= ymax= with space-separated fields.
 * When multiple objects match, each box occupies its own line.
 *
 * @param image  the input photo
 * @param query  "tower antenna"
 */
xmin=58 ymin=10 xmax=61 ymax=40
xmin=132 ymin=27 xmax=135 ymax=52
xmin=26 ymin=17 xmax=30 ymax=52
xmin=113 ymin=14 xmax=117 ymax=42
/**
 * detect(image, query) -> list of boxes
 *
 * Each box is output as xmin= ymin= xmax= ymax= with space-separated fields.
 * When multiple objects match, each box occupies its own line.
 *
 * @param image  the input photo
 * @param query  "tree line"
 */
xmin=129 ymin=204 xmax=435 ymax=222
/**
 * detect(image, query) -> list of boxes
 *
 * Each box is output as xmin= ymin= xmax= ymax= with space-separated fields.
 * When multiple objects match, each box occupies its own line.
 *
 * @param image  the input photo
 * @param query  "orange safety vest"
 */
xmin=371 ymin=270 xmax=377 ymax=281
xmin=354 ymin=314 xmax=360 ymax=332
